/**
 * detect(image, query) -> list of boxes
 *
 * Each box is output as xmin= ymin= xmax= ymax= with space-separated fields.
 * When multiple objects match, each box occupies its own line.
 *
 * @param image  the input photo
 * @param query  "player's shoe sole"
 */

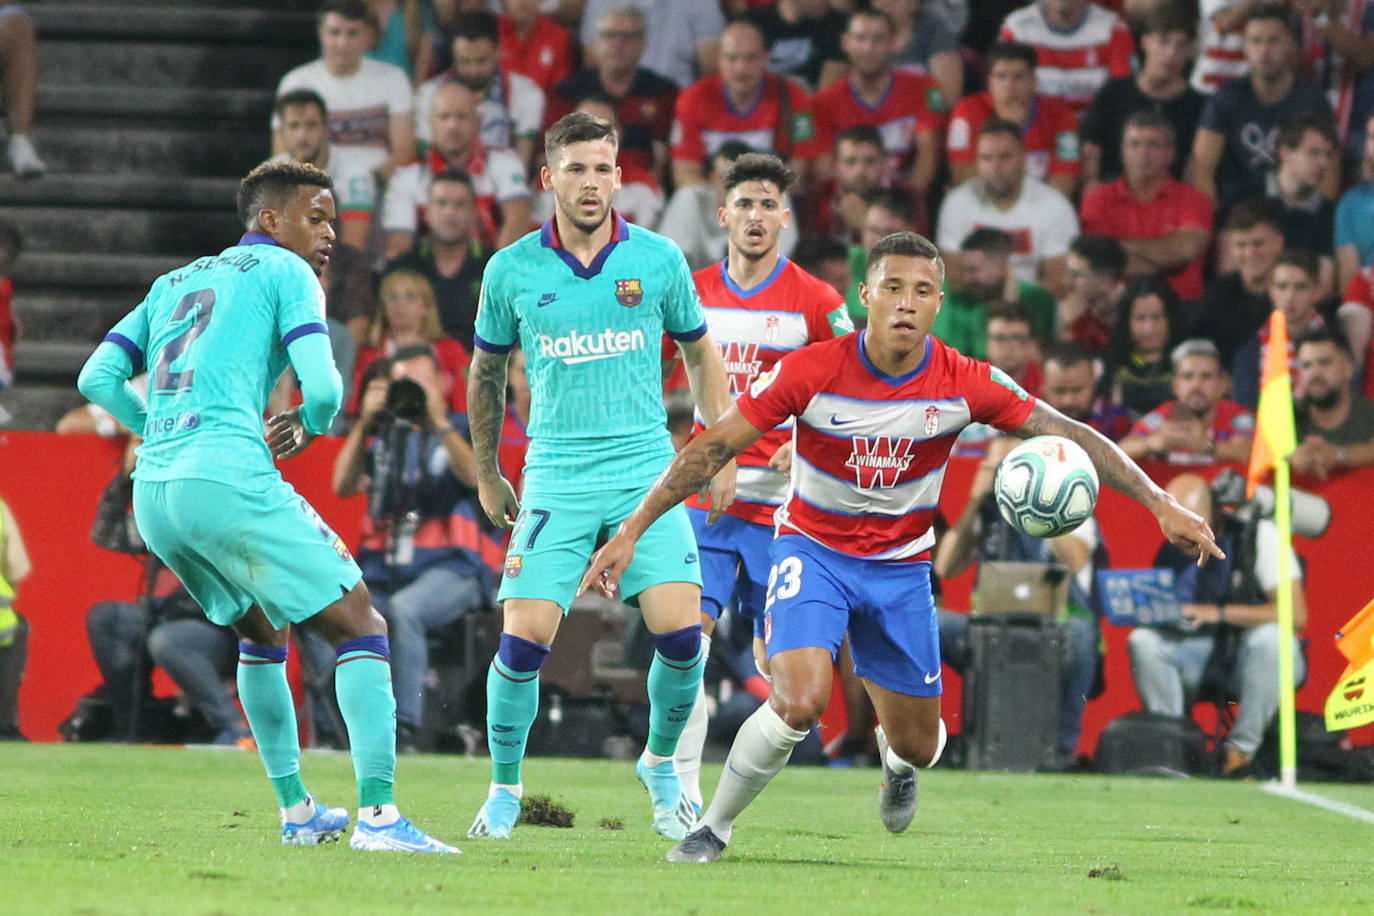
xmin=876 ymin=727 xmax=917 ymax=834
xmin=349 ymin=817 xmax=461 ymax=854
xmin=666 ymin=826 xmax=727 ymax=863
xmin=636 ymin=757 xmax=697 ymax=841
xmin=281 ymin=798 xmax=349 ymax=846
xmin=467 ymin=787 xmax=521 ymax=839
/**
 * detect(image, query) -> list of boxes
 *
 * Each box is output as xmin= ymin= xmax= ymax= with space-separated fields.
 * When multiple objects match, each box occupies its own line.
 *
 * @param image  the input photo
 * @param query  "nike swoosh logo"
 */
xmin=562 ymin=353 xmax=627 ymax=365
xmin=830 ymin=415 xmax=863 ymax=426
xmin=537 ymin=294 xmax=557 ymax=307
xmin=923 ymin=672 xmax=940 ymax=684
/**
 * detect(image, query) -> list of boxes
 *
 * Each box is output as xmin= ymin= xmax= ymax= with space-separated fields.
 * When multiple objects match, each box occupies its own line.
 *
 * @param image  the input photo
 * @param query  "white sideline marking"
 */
xmin=1261 ymin=783 xmax=1374 ymax=823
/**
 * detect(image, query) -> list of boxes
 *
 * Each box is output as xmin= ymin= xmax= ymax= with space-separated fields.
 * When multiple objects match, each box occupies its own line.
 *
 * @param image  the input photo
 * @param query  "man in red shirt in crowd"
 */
xmin=811 ymin=8 xmax=947 ymax=196
xmin=804 ymin=125 xmax=892 ymax=243
xmin=547 ymin=6 xmax=677 ymax=187
xmin=1120 ymin=339 xmax=1255 ymax=465
xmin=999 ymin=0 xmax=1135 ymax=114
xmin=1079 ymin=110 xmax=1213 ymax=303
xmin=497 ymin=0 xmax=573 ymax=92
xmin=671 ymin=20 xmax=822 ymax=188
xmin=947 ymin=42 xmax=1079 ymax=197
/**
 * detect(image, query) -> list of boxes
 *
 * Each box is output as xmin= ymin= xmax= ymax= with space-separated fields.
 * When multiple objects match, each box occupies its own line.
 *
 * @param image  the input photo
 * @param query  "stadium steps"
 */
xmin=1 ymin=2 xmax=316 ymax=428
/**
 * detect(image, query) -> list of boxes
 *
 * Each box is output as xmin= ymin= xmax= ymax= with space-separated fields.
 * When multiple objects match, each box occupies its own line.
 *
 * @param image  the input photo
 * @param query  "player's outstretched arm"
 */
xmin=579 ymin=407 xmax=765 ymax=598
xmin=467 ymin=346 xmax=519 ymax=528
xmin=1013 ymin=400 xmax=1225 ymax=565
xmin=679 ymin=330 xmax=738 ymax=523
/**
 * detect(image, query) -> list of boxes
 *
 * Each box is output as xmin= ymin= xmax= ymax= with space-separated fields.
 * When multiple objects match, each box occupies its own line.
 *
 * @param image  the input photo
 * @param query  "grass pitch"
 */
xmin=7 ymin=743 xmax=1373 ymax=915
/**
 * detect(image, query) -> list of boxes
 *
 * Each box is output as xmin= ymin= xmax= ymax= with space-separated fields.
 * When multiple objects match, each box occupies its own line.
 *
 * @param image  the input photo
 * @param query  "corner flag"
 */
xmin=1245 ymin=312 xmax=1297 ymax=497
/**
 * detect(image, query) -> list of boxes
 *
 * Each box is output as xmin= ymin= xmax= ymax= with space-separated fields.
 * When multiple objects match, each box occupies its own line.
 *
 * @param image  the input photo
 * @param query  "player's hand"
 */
xmin=477 ymin=475 xmax=520 ymax=528
xmin=578 ymin=531 xmax=637 ymax=599
xmin=768 ymin=441 xmax=794 ymax=476
xmin=266 ymin=407 xmax=313 ymax=460
xmin=705 ymin=459 xmax=737 ymax=524
xmin=1154 ymin=492 xmax=1226 ymax=567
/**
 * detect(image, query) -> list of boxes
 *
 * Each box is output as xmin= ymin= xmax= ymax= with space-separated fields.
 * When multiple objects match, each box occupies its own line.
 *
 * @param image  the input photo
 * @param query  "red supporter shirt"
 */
xmin=946 ymin=93 xmax=1081 ymax=182
xmin=812 ymin=72 xmax=948 ymax=176
xmin=498 ymin=15 xmax=573 ymax=91
xmin=348 ymin=337 xmax=471 ymax=416
xmin=547 ymin=68 xmax=677 ymax=175
xmin=685 ymin=257 xmax=850 ymax=526
xmin=671 ymin=74 xmax=823 ymax=165
xmin=1079 ymin=177 xmax=1213 ymax=302
xmin=999 ymin=3 xmax=1135 ymax=113
xmin=1341 ymin=267 xmax=1374 ymax=399
xmin=735 ymin=334 xmax=1037 ymax=560
xmin=1128 ymin=399 xmax=1255 ymax=465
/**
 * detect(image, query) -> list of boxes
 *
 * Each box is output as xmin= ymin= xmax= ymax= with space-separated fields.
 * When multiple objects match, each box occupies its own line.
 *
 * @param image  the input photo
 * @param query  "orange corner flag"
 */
xmin=1246 ymin=311 xmax=1298 ymax=498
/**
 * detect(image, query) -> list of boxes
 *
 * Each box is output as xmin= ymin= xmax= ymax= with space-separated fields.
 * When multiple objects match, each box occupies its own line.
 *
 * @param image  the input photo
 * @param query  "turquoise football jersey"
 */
xmin=103 ymin=233 xmax=330 ymax=491
xmin=474 ymin=215 xmax=707 ymax=490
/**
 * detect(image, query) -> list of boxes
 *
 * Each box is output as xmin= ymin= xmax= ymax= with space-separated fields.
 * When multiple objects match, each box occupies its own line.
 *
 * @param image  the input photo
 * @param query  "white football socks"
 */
xmin=281 ymin=795 xmax=316 ymax=825
xmin=673 ymin=634 xmax=713 ymax=808
xmin=358 ymin=803 xmax=401 ymax=827
xmin=699 ymin=702 xmax=808 ymax=844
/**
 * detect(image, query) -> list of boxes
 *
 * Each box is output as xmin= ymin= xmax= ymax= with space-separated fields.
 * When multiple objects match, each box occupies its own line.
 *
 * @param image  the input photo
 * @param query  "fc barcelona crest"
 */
xmin=615 ymin=278 xmax=644 ymax=307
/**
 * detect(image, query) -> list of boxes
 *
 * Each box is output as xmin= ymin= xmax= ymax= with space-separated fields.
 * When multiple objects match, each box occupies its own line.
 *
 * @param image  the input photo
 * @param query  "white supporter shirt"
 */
xmin=936 ymin=176 xmax=1079 ymax=285
xmin=382 ymin=147 xmax=530 ymax=236
xmin=267 ymin=149 xmax=377 ymax=219
xmin=999 ymin=2 xmax=1133 ymax=110
xmin=273 ymin=58 xmax=413 ymax=174
xmin=414 ymin=70 xmax=545 ymax=148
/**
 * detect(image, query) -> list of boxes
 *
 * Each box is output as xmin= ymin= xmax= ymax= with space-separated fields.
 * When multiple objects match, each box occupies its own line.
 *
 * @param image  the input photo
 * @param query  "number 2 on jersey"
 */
xmin=153 ymin=288 xmax=216 ymax=393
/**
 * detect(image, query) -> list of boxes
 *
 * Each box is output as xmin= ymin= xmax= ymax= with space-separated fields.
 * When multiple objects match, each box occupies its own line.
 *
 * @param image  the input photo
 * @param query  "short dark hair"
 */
xmin=319 ymin=0 xmax=371 ymax=26
xmin=275 ymin=89 xmax=327 ymax=120
xmin=1295 ymin=324 xmax=1354 ymax=360
xmin=1271 ymin=248 xmax=1321 ymax=281
xmin=452 ymin=10 xmax=499 ymax=43
xmin=863 ymin=187 xmax=917 ymax=225
xmin=1123 ymin=109 xmax=1175 ymax=142
xmin=544 ymin=111 xmax=618 ymax=160
xmin=978 ymin=118 xmax=1024 ymax=146
xmin=1225 ymin=197 xmax=1285 ymax=234
xmin=1043 ymin=341 xmax=1093 ymax=371
xmin=392 ymin=342 xmax=440 ymax=367
xmin=986 ymin=301 xmax=1033 ymax=330
xmin=430 ymin=168 xmax=474 ymax=195
xmin=960 ymin=227 xmax=1013 ymax=259
xmin=847 ymin=8 xmax=895 ymax=34
xmin=835 ymin=124 xmax=885 ymax=153
xmin=865 ymin=231 xmax=943 ymax=279
xmin=1244 ymin=2 xmax=1301 ymax=39
xmin=986 ymin=41 xmax=1039 ymax=71
xmin=1139 ymin=1 xmax=1198 ymax=39
xmin=1069 ymin=234 xmax=1127 ymax=278
xmin=236 ymin=161 xmax=334 ymax=229
xmin=711 ymin=140 xmax=756 ymax=170
xmin=722 ymin=152 xmax=797 ymax=196
xmin=792 ymin=235 xmax=849 ymax=272
xmin=1277 ymin=113 xmax=1338 ymax=153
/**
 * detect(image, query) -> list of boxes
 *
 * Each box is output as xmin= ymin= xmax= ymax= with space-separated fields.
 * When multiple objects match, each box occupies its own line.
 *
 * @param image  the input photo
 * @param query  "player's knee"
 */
xmin=498 ymin=632 xmax=551 ymax=674
xmin=650 ymin=623 xmax=703 ymax=662
xmin=769 ymin=690 xmax=826 ymax=732
xmin=889 ymin=722 xmax=944 ymax=769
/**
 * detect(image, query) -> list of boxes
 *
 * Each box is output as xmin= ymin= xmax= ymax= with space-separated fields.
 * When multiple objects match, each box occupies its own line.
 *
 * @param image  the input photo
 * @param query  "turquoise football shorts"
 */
xmin=132 ymin=477 xmax=362 ymax=630
xmin=497 ymin=485 xmax=702 ymax=612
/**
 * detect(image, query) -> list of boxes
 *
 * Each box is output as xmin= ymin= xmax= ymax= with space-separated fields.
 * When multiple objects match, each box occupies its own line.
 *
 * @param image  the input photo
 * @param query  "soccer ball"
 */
xmin=993 ymin=436 xmax=1099 ymax=538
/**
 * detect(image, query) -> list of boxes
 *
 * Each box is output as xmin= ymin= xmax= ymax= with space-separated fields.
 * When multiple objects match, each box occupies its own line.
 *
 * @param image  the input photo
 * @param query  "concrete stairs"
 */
xmin=1 ymin=1 xmax=317 ymax=427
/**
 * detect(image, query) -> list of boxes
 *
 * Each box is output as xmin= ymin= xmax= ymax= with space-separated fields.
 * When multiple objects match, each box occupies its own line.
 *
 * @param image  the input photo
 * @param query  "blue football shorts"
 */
xmin=498 ymin=485 xmax=701 ymax=612
xmin=133 ymin=477 xmax=362 ymax=630
xmin=762 ymin=534 xmax=941 ymax=697
xmin=688 ymin=506 xmax=772 ymax=637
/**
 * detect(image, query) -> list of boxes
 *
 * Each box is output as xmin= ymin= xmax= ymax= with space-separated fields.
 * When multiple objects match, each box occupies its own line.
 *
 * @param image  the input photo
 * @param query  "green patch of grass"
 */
xmin=5 ymin=744 xmax=1374 ymax=915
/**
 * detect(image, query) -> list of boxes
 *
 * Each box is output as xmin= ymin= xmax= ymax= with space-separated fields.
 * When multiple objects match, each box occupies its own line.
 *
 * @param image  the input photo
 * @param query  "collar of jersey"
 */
xmin=540 ymin=211 xmax=629 ymax=279
xmin=720 ymin=255 xmax=788 ymax=299
xmin=856 ymin=330 xmax=932 ymax=387
xmin=238 ymin=232 xmax=281 ymax=247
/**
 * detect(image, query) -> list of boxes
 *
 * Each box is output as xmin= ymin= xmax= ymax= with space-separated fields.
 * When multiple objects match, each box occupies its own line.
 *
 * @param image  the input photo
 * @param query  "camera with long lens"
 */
xmin=383 ymin=375 xmax=428 ymax=425
xmin=1210 ymin=468 xmax=1331 ymax=539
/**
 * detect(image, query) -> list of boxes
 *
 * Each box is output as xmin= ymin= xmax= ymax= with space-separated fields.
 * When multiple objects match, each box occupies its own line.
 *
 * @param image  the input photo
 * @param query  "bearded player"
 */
xmin=582 ymin=231 xmax=1223 ymax=863
xmin=667 ymin=151 xmax=853 ymax=808
xmin=465 ymin=112 xmax=734 ymax=841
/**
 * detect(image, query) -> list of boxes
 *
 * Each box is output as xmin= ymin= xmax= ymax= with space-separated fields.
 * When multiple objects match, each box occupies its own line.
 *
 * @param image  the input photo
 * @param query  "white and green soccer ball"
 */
xmin=993 ymin=436 xmax=1099 ymax=539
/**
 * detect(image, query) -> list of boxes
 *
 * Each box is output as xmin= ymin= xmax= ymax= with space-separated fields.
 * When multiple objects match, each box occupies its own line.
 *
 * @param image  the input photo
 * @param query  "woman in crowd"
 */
xmin=1101 ymin=274 xmax=1187 ymax=420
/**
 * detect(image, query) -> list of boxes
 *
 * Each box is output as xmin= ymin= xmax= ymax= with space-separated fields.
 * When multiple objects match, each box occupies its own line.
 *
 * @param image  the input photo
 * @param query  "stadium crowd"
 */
xmin=2 ymin=0 xmax=1373 ymax=777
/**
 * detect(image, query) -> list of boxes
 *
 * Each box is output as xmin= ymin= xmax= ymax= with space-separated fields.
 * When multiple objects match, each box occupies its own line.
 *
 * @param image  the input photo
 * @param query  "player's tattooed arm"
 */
xmin=1014 ymin=401 xmax=1225 ymax=563
xmin=467 ymin=347 xmax=511 ymax=482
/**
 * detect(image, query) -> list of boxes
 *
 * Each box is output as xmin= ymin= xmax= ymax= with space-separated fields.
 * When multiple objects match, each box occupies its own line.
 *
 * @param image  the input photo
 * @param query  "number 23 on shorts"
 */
xmin=765 ymin=556 xmax=803 ymax=610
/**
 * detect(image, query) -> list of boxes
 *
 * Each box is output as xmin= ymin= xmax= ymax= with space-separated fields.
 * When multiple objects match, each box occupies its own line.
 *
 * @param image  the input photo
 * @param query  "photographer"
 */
xmin=1127 ymin=471 xmax=1308 ymax=778
xmin=333 ymin=343 xmax=494 ymax=752
xmin=79 ymin=442 xmax=244 ymax=743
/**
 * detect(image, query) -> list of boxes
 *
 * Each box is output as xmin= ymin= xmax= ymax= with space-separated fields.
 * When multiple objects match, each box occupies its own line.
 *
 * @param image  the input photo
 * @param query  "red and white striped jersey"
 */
xmin=736 ymin=334 xmax=1037 ymax=560
xmin=999 ymin=3 xmax=1134 ymax=113
xmin=1192 ymin=0 xmax=1249 ymax=94
xmin=687 ymin=257 xmax=852 ymax=525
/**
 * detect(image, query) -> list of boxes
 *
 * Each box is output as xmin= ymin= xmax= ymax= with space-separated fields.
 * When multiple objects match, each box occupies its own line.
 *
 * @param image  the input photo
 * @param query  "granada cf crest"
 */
xmin=615 ymin=278 xmax=644 ymax=307
xmin=924 ymin=404 xmax=940 ymax=438
xmin=764 ymin=314 xmax=780 ymax=343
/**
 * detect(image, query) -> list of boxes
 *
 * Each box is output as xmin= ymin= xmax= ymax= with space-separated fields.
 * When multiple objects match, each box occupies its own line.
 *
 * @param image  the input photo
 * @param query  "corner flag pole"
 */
xmin=1274 ymin=457 xmax=1297 ymax=789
